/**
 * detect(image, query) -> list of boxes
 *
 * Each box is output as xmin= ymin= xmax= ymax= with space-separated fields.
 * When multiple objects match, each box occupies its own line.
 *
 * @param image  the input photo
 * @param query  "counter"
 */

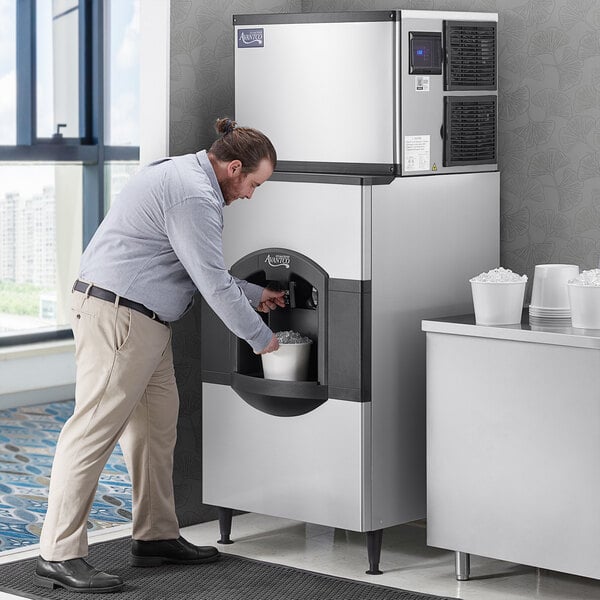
xmin=422 ymin=313 xmax=600 ymax=581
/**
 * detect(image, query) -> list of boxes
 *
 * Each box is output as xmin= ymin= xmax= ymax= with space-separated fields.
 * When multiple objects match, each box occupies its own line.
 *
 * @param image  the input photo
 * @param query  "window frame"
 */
xmin=0 ymin=0 xmax=139 ymax=347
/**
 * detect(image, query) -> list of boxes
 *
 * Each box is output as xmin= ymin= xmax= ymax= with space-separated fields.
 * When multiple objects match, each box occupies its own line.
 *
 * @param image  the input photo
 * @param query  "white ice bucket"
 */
xmin=568 ymin=283 xmax=600 ymax=329
xmin=471 ymin=280 xmax=526 ymax=325
xmin=261 ymin=341 xmax=312 ymax=381
xmin=530 ymin=264 xmax=579 ymax=309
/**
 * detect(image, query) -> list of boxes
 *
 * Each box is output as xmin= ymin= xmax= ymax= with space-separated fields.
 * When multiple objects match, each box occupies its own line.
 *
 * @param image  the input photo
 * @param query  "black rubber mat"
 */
xmin=0 ymin=537 xmax=460 ymax=600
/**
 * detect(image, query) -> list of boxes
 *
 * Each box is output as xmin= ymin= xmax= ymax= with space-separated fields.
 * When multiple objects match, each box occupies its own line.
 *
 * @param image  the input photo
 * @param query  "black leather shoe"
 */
xmin=34 ymin=557 xmax=124 ymax=593
xmin=131 ymin=536 xmax=220 ymax=567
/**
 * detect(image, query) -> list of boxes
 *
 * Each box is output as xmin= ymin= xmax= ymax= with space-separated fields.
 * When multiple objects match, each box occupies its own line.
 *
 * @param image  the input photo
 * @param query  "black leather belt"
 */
xmin=73 ymin=280 xmax=169 ymax=326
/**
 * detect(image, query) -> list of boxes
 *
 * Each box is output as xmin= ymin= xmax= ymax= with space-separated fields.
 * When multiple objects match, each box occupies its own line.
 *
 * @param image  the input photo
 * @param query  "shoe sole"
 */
xmin=130 ymin=553 xmax=221 ymax=568
xmin=34 ymin=573 xmax=124 ymax=594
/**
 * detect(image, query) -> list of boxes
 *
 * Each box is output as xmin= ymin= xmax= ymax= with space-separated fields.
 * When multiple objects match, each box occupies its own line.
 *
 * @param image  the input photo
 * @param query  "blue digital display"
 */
xmin=409 ymin=32 xmax=442 ymax=75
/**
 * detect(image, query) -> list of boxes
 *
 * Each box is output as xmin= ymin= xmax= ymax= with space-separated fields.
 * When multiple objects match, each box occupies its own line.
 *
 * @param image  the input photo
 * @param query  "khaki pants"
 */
xmin=40 ymin=289 xmax=180 ymax=561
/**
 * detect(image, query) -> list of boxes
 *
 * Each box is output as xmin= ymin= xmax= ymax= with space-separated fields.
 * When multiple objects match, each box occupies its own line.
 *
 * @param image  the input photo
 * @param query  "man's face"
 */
xmin=221 ymin=158 xmax=274 ymax=206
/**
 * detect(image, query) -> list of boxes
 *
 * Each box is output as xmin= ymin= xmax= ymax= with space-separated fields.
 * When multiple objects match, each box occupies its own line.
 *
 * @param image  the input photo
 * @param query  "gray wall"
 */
xmin=170 ymin=0 xmax=600 ymax=526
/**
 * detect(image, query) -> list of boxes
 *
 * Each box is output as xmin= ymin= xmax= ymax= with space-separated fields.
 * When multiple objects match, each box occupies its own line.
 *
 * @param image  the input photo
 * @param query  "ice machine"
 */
xmin=233 ymin=9 xmax=497 ymax=176
xmin=201 ymin=9 xmax=500 ymax=574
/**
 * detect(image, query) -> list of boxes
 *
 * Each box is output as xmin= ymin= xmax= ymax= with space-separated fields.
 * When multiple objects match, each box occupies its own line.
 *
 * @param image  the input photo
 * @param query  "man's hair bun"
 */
xmin=209 ymin=117 xmax=277 ymax=172
xmin=215 ymin=118 xmax=237 ymax=135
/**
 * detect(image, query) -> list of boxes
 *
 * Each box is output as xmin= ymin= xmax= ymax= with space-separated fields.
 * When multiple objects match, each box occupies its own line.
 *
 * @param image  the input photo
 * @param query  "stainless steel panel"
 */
xmin=222 ymin=179 xmax=367 ymax=280
xmin=369 ymin=172 xmax=499 ymax=528
xmin=235 ymin=20 xmax=395 ymax=166
xmin=423 ymin=313 xmax=600 ymax=349
xmin=400 ymin=12 xmax=498 ymax=175
xmin=202 ymin=384 xmax=371 ymax=531
xmin=426 ymin=331 xmax=600 ymax=580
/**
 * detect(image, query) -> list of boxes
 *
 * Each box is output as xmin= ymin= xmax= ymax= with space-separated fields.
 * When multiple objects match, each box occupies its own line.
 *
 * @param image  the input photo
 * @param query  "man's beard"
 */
xmin=220 ymin=179 xmax=241 ymax=205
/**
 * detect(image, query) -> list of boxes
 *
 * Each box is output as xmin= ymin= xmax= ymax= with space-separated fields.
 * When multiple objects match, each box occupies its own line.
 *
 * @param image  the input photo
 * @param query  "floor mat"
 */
xmin=0 ymin=400 xmax=132 ymax=551
xmin=0 ymin=536 xmax=461 ymax=600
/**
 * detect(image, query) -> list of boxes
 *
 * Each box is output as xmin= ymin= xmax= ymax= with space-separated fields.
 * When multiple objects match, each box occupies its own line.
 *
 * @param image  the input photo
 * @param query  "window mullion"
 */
xmin=82 ymin=0 xmax=105 ymax=248
xmin=16 ymin=0 xmax=36 ymax=145
xmin=80 ymin=0 xmax=94 ymax=143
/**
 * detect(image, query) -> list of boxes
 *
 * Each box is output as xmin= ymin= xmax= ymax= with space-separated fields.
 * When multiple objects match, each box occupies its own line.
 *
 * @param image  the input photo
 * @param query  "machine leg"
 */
xmin=365 ymin=529 xmax=383 ymax=575
xmin=455 ymin=551 xmax=470 ymax=581
xmin=217 ymin=507 xmax=234 ymax=544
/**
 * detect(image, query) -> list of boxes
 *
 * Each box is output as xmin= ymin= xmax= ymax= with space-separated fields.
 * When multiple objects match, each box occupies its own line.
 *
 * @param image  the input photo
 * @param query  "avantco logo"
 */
xmin=265 ymin=254 xmax=290 ymax=269
xmin=237 ymin=28 xmax=264 ymax=48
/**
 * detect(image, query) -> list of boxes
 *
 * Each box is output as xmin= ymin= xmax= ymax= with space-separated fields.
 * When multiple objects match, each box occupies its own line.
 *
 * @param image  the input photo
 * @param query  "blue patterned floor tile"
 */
xmin=0 ymin=400 xmax=132 ymax=551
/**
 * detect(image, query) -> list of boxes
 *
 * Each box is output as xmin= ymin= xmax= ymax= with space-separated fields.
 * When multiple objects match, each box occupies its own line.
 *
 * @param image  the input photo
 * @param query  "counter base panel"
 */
xmin=426 ymin=331 xmax=600 ymax=580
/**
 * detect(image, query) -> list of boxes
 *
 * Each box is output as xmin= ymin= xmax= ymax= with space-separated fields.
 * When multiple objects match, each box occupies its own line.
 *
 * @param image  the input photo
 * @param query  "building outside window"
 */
xmin=0 ymin=0 xmax=139 ymax=340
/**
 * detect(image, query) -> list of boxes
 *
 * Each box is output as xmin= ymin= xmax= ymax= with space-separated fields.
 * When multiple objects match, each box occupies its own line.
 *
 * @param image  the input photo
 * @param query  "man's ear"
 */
xmin=227 ymin=160 xmax=243 ymax=177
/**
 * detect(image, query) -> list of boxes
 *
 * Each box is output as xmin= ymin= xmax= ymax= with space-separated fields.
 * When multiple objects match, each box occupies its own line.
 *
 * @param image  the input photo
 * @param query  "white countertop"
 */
xmin=421 ymin=311 xmax=600 ymax=350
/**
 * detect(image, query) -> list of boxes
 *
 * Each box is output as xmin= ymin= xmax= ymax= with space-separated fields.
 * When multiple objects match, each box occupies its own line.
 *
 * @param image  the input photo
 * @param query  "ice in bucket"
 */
xmin=470 ymin=267 xmax=527 ymax=325
xmin=568 ymin=269 xmax=600 ymax=329
xmin=261 ymin=330 xmax=313 ymax=381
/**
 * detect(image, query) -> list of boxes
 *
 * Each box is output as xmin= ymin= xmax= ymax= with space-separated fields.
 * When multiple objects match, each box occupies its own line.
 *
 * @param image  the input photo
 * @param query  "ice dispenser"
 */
xmin=201 ymin=248 xmax=331 ymax=417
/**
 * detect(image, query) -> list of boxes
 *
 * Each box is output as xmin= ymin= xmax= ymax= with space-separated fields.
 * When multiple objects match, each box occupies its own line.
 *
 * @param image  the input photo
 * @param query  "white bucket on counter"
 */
xmin=470 ymin=268 xmax=527 ymax=326
xmin=261 ymin=331 xmax=313 ymax=381
xmin=568 ymin=269 xmax=600 ymax=329
xmin=530 ymin=263 xmax=579 ymax=310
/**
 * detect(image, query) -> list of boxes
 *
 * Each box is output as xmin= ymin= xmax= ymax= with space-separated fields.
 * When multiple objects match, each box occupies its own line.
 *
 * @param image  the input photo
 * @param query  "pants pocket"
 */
xmin=114 ymin=307 xmax=132 ymax=352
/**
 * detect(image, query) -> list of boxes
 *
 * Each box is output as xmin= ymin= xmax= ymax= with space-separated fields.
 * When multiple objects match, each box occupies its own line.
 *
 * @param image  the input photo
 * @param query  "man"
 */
xmin=34 ymin=118 xmax=285 ymax=593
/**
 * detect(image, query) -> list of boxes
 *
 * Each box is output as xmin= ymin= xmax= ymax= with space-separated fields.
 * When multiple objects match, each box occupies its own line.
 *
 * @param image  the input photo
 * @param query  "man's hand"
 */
xmin=257 ymin=334 xmax=279 ymax=354
xmin=257 ymin=288 xmax=286 ymax=313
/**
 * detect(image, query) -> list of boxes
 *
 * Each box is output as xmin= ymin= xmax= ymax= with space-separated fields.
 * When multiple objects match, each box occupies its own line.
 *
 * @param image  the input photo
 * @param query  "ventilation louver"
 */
xmin=444 ymin=96 xmax=497 ymax=166
xmin=444 ymin=21 xmax=497 ymax=90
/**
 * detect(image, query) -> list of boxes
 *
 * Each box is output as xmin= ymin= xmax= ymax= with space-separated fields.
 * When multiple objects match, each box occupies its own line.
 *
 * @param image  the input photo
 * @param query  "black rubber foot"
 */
xmin=217 ymin=536 xmax=234 ymax=545
xmin=217 ymin=507 xmax=234 ymax=546
xmin=366 ymin=528 xmax=384 ymax=575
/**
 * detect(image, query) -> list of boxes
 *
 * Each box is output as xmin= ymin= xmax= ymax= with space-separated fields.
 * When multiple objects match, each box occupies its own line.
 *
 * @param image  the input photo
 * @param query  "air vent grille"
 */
xmin=444 ymin=21 xmax=497 ymax=90
xmin=444 ymin=96 xmax=497 ymax=166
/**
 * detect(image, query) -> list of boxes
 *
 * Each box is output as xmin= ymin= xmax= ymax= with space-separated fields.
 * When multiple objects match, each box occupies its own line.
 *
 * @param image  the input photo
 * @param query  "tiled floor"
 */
xmin=2 ymin=513 xmax=600 ymax=600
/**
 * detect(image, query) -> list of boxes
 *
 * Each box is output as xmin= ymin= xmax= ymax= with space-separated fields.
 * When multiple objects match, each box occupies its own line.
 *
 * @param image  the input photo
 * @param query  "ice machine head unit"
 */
xmin=234 ymin=9 xmax=498 ymax=177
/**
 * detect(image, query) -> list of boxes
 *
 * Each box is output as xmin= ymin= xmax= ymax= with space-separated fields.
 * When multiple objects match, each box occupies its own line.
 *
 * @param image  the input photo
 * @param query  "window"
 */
xmin=0 ymin=0 xmax=139 ymax=343
xmin=0 ymin=0 xmax=16 ymax=144
xmin=106 ymin=0 xmax=139 ymax=146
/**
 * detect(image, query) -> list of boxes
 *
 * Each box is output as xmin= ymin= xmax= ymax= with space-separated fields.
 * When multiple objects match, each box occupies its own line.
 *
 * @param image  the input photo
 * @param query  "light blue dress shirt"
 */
xmin=79 ymin=150 xmax=273 ymax=353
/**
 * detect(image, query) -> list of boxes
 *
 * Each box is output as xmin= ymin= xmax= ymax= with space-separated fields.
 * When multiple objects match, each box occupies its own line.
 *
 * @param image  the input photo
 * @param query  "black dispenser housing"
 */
xmin=200 ymin=247 xmax=371 ymax=417
xmin=203 ymin=249 xmax=328 ymax=416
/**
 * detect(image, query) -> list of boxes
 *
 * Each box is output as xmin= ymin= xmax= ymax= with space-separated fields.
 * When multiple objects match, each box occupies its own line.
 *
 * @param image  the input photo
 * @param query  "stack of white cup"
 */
xmin=529 ymin=264 xmax=579 ymax=326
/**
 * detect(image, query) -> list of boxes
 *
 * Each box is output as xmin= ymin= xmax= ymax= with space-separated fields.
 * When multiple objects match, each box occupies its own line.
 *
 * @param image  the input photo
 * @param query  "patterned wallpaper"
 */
xmin=169 ymin=0 xmax=600 ymax=525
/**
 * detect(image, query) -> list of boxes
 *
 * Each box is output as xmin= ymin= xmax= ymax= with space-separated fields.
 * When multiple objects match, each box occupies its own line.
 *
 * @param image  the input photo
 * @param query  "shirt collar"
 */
xmin=196 ymin=150 xmax=225 ymax=207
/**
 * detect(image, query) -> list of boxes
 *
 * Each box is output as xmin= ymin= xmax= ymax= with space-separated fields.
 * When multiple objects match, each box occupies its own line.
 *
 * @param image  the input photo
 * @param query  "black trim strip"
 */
xmin=275 ymin=160 xmax=397 ymax=177
xmin=234 ymin=11 xmax=397 ymax=26
xmin=328 ymin=387 xmax=361 ymax=402
xmin=269 ymin=171 xmax=394 ymax=186
xmin=329 ymin=279 xmax=371 ymax=294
